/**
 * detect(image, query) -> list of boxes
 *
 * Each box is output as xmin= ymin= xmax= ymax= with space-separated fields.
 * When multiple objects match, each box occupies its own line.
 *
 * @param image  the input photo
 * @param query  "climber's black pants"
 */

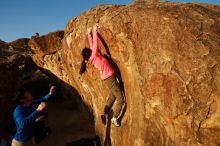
xmin=103 ymin=75 xmax=125 ymax=118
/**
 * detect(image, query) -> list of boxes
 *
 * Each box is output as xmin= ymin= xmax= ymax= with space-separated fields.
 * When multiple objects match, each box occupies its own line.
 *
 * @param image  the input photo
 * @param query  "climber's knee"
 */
xmin=106 ymin=94 xmax=116 ymax=108
xmin=113 ymin=101 xmax=123 ymax=117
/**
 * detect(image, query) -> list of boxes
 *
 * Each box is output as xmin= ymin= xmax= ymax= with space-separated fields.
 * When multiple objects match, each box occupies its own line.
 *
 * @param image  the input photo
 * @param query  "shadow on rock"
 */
xmin=103 ymin=109 xmax=114 ymax=146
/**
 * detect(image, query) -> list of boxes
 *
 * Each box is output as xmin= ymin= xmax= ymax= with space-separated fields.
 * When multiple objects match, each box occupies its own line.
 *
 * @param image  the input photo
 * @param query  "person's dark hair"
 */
xmin=49 ymin=80 xmax=55 ymax=88
xmin=16 ymin=89 xmax=29 ymax=105
xmin=79 ymin=48 xmax=91 ymax=75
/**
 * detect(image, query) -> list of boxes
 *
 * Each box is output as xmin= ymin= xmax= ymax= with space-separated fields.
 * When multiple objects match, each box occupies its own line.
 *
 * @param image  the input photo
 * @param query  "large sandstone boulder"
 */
xmin=33 ymin=1 xmax=220 ymax=146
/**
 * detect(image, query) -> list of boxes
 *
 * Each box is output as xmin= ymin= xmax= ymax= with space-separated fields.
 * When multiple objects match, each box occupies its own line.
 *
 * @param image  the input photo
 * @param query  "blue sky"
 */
xmin=0 ymin=0 xmax=219 ymax=42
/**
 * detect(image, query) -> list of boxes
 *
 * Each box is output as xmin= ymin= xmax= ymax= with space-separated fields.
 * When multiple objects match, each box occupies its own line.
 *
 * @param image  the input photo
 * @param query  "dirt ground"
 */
xmin=38 ymin=99 xmax=95 ymax=146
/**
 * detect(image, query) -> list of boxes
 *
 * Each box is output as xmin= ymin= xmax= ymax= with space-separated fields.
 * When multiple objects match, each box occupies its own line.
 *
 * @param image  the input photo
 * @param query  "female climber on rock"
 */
xmin=79 ymin=24 xmax=125 ymax=127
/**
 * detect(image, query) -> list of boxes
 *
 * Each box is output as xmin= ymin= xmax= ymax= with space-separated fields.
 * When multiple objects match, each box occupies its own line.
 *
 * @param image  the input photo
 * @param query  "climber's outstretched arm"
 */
xmin=91 ymin=25 xmax=98 ymax=57
xmin=87 ymin=28 xmax=93 ymax=49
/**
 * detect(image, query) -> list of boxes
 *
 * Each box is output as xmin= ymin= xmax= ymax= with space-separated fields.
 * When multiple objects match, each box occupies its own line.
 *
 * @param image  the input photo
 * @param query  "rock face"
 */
xmin=0 ymin=40 xmax=6 ymax=45
xmin=0 ymin=39 xmax=34 ymax=134
xmin=29 ymin=31 xmax=64 ymax=55
xmin=29 ymin=31 xmax=83 ymax=110
xmin=29 ymin=31 xmax=66 ymax=77
xmin=0 ymin=38 xmax=30 ymax=58
xmin=32 ymin=1 xmax=220 ymax=146
xmin=8 ymin=38 xmax=30 ymax=49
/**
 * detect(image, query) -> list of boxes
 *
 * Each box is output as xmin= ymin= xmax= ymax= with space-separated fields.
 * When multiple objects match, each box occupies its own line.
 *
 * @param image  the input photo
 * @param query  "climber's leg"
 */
xmin=103 ymin=76 xmax=117 ymax=115
xmin=101 ymin=93 xmax=115 ymax=125
xmin=104 ymin=75 xmax=125 ymax=127
xmin=110 ymin=82 xmax=125 ymax=119
xmin=104 ymin=93 xmax=116 ymax=114
xmin=104 ymin=75 xmax=125 ymax=118
xmin=101 ymin=76 xmax=116 ymax=125
xmin=111 ymin=84 xmax=124 ymax=127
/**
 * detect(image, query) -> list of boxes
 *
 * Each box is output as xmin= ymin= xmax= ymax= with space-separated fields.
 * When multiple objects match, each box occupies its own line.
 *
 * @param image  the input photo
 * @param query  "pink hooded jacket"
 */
xmin=88 ymin=31 xmax=115 ymax=80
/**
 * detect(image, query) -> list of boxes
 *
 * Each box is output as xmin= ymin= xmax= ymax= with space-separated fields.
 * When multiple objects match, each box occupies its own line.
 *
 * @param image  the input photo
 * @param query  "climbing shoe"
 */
xmin=101 ymin=115 xmax=106 ymax=125
xmin=111 ymin=117 xmax=120 ymax=127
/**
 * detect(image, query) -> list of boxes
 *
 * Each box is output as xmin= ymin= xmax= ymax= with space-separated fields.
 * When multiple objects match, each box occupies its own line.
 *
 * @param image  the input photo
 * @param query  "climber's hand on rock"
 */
xmin=49 ymin=86 xmax=55 ymax=95
xmin=93 ymin=24 xmax=98 ymax=32
xmin=87 ymin=28 xmax=92 ymax=35
xmin=37 ymin=102 xmax=47 ymax=112
xmin=95 ymin=23 xmax=99 ymax=28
